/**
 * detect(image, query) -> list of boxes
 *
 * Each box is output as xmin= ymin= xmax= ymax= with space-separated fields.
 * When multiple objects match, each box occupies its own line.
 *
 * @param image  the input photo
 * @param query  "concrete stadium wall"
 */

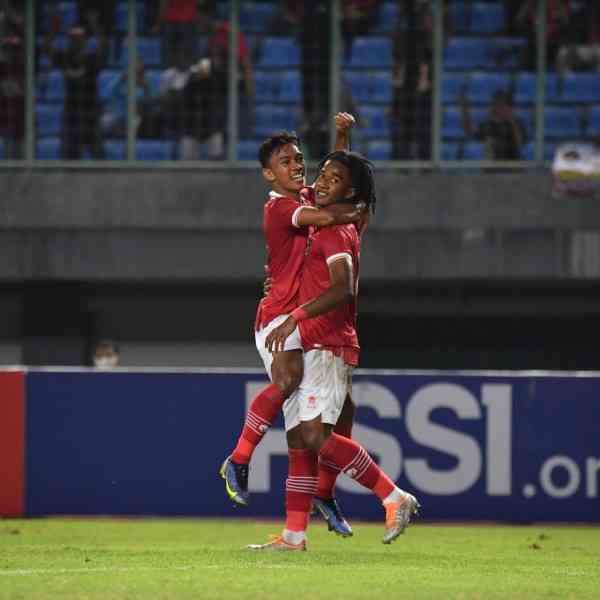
xmin=3 ymin=169 xmax=600 ymax=281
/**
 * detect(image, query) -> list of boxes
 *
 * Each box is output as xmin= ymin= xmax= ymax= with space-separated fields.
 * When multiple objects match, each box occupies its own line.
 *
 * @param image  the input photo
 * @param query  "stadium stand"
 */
xmin=30 ymin=1 xmax=600 ymax=163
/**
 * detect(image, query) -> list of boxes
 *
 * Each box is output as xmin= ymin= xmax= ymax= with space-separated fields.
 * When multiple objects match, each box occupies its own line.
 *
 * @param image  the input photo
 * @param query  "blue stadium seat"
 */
xmin=98 ymin=69 xmax=122 ymax=102
xmin=120 ymin=37 xmax=161 ymax=67
xmin=255 ymin=71 xmax=301 ymax=103
xmin=36 ymin=137 xmax=61 ymax=160
xmin=471 ymin=2 xmax=505 ymax=34
xmin=0 ymin=139 xmax=5 ymax=159
xmin=442 ymin=72 xmax=468 ymax=103
xmin=441 ymin=142 xmax=459 ymax=160
xmin=37 ymin=69 xmax=65 ymax=103
xmin=463 ymin=141 xmax=485 ymax=160
xmin=444 ymin=38 xmax=488 ymax=70
xmin=443 ymin=107 xmax=464 ymax=139
xmin=520 ymin=142 xmax=557 ymax=161
xmin=544 ymin=107 xmax=580 ymax=139
xmin=135 ymin=140 xmax=174 ymax=160
xmin=41 ymin=2 xmax=78 ymax=32
xmin=280 ymin=71 xmax=301 ymax=103
xmin=587 ymin=106 xmax=600 ymax=137
xmin=36 ymin=104 xmax=63 ymax=137
xmin=468 ymin=72 xmax=512 ymax=104
xmin=367 ymin=140 xmax=392 ymax=160
xmin=237 ymin=139 xmax=261 ymax=161
xmin=345 ymin=71 xmax=392 ymax=104
xmin=559 ymin=74 xmax=600 ymax=104
xmin=346 ymin=37 xmax=393 ymax=68
xmin=254 ymin=104 xmax=300 ymax=138
xmin=116 ymin=2 xmax=146 ymax=32
xmin=514 ymin=72 xmax=560 ymax=104
xmin=449 ymin=2 xmax=469 ymax=33
xmin=374 ymin=2 xmax=401 ymax=33
xmin=358 ymin=105 xmax=390 ymax=138
xmin=105 ymin=140 xmax=126 ymax=160
xmin=145 ymin=69 xmax=162 ymax=97
xmin=487 ymin=37 xmax=526 ymax=70
xmin=257 ymin=37 xmax=300 ymax=68
xmin=240 ymin=2 xmax=277 ymax=32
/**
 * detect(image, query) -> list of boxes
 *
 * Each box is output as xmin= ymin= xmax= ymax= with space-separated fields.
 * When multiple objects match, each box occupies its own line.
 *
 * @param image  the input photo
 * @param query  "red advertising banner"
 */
xmin=0 ymin=370 xmax=25 ymax=517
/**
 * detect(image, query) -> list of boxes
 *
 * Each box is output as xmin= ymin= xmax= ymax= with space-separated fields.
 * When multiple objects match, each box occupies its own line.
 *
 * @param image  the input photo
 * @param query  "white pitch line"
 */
xmin=0 ymin=564 xmax=309 ymax=577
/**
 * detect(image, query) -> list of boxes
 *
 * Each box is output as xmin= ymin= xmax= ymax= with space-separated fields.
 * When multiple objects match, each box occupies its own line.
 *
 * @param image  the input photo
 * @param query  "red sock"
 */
xmin=319 ymin=433 xmax=396 ymax=502
xmin=317 ymin=420 xmax=352 ymax=499
xmin=231 ymin=384 xmax=285 ymax=464
xmin=285 ymin=448 xmax=318 ymax=532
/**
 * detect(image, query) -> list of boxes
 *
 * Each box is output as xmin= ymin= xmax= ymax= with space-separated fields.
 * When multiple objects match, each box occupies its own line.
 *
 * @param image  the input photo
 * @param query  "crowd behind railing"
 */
xmin=0 ymin=0 xmax=598 ymax=165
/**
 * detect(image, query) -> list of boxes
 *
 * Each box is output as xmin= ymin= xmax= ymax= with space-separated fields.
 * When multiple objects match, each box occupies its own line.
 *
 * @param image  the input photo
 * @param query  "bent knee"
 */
xmin=272 ymin=369 xmax=302 ymax=397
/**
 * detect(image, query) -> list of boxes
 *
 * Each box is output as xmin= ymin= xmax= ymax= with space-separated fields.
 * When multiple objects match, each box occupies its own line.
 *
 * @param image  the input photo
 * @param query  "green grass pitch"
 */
xmin=1 ymin=518 xmax=598 ymax=599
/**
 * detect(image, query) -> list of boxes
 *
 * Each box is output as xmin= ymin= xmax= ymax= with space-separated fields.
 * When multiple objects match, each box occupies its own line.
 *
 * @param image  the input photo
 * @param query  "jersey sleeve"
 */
xmin=317 ymin=228 xmax=353 ymax=268
xmin=271 ymin=197 xmax=304 ymax=229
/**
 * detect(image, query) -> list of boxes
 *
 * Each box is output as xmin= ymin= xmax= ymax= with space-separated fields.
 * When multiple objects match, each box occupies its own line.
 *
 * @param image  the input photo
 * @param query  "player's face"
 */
xmin=314 ymin=160 xmax=354 ymax=207
xmin=262 ymin=143 xmax=306 ymax=196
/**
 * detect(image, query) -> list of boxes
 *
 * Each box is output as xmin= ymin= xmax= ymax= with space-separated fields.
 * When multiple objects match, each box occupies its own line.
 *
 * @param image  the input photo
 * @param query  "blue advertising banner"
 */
xmin=25 ymin=369 xmax=600 ymax=521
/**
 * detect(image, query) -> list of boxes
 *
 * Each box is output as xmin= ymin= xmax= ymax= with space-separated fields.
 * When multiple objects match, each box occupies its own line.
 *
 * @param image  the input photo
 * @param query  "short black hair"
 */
xmin=258 ymin=131 xmax=300 ymax=168
xmin=317 ymin=150 xmax=377 ymax=212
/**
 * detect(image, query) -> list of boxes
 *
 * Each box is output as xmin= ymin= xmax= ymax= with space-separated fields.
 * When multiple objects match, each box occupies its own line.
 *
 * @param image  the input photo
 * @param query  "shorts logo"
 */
xmin=345 ymin=467 xmax=358 ymax=479
xmin=307 ymin=395 xmax=317 ymax=408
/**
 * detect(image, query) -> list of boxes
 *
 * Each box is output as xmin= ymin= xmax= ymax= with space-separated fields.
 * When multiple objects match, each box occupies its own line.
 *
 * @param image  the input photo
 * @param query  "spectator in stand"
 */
xmin=44 ymin=20 xmax=108 ymax=160
xmin=206 ymin=12 xmax=255 ymax=141
xmin=101 ymin=61 xmax=159 ymax=139
xmin=153 ymin=0 xmax=199 ymax=69
xmin=341 ymin=0 xmax=383 ymax=60
xmin=516 ymin=0 xmax=570 ymax=70
xmin=92 ymin=340 xmax=120 ymax=369
xmin=0 ymin=34 xmax=24 ymax=159
xmin=460 ymin=89 xmax=525 ymax=160
xmin=0 ymin=0 xmax=22 ymax=38
xmin=267 ymin=1 xmax=304 ymax=36
xmin=556 ymin=3 xmax=600 ymax=74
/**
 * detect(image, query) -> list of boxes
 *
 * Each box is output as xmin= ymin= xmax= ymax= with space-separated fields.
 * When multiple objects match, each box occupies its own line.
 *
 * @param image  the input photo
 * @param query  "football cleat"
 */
xmin=313 ymin=497 xmax=353 ymax=537
xmin=219 ymin=455 xmax=250 ymax=507
xmin=246 ymin=535 xmax=307 ymax=551
xmin=382 ymin=493 xmax=420 ymax=544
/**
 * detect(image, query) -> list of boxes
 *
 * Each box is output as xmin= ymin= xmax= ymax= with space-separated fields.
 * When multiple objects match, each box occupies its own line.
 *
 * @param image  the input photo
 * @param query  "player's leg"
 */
xmin=299 ymin=352 xmax=420 ymax=544
xmin=221 ymin=315 xmax=303 ymax=506
xmin=313 ymin=393 xmax=354 ymax=536
xmin=247 ymin=402 xmax=314 ymax=551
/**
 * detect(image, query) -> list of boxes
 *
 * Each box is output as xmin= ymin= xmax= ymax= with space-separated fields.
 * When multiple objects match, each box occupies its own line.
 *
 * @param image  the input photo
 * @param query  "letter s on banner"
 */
xmin=404 ymin=383 xmax=482 ymax=495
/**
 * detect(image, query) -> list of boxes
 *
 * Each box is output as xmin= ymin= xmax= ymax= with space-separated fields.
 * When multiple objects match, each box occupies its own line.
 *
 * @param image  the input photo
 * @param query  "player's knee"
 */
xmin=300 ymin=424 xmax=324 ymax=453
xmin=272 ymin=369 xmax=301 ymax=397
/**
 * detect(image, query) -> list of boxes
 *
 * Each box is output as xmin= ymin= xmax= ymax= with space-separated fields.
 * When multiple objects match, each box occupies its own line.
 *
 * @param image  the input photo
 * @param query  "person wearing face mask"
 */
xmin=92 ymin=340 xmax=120 ymax=369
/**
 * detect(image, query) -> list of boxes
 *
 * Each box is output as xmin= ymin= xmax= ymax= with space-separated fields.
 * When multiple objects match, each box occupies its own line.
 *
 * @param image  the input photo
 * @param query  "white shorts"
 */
xmin=282 ymin=349 xmax=353 ymax=432
xmin=255 ymin=313 xmax=303 ymax=380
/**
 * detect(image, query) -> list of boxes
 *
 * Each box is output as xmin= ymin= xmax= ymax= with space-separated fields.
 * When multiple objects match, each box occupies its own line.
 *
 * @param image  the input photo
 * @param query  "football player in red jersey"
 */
xmin=247 ymin=151 xmax=419 ymax=551
xmin=221 ymin=115 xmax=362 ymax=535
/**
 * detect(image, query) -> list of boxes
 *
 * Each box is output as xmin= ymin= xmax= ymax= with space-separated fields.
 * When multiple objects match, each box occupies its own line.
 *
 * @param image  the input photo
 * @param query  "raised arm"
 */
xmin=333 ymin=112 xmax=356 ymax=151
xmin=265 ymin=256 xmax=354 ymax=353
xmin=294 ymin=203 xmax=364 ymax=228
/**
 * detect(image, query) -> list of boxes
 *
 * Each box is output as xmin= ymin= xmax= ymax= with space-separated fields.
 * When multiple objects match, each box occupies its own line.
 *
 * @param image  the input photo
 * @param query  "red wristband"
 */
xmin=291 ymin=307 xmax=309 ymax=322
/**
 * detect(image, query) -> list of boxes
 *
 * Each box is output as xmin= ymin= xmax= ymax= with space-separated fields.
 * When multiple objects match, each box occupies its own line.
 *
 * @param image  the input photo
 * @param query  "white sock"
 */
xmin=282 ymin=529 xmax=306 ymax=545
xmin=382 ymin=487 xmax=406 ymax=506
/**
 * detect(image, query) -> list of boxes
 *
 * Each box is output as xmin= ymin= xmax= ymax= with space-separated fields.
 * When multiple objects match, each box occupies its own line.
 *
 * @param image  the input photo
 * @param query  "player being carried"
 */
xmin=248 ymin=150 xmax=420 ymax=551
xmin=220 ymin=113 xmax=363 ymax=537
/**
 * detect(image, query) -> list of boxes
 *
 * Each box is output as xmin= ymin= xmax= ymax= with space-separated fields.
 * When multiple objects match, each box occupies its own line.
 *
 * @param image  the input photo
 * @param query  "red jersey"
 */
xmin=164 ymin=0 xmax=197 ymax=22
xmin=298 ymin=224 xmax=361 ymax=366
xmin=255 ymin=187 xmax=315 ymax=330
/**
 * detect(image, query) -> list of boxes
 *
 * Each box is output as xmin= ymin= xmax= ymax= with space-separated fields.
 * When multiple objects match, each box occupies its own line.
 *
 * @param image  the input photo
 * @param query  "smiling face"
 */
xmin=314 ymin=159 xmax=355 ymax=207
xmin=262 ymin=143 xmax=306 ymax=197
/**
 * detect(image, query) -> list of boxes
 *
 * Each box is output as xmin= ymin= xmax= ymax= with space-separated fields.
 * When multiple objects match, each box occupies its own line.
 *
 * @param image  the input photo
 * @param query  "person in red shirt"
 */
xmin=153 ymin=0 xmax=199 ymax=68
xmin=221 ymin=115 xmax=364 ymax=536
xmin=247 ymin=151 xmax=419 ymax=551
